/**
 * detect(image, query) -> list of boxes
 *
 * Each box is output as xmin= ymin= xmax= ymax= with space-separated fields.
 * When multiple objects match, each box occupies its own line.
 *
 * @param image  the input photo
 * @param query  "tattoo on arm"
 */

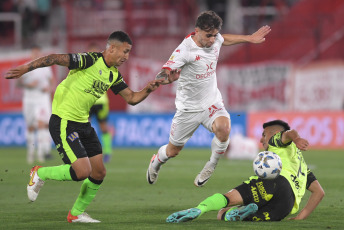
xmin=28 ymin=54 xmax=70 ymax=71
xmin=155 ymin=69 xmax=168 ymax=80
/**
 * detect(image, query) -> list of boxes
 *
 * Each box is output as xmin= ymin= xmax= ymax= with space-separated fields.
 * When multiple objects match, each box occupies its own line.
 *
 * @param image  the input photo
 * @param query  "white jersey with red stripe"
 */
xmin=162 ymin=32 xmax=224 ymax=112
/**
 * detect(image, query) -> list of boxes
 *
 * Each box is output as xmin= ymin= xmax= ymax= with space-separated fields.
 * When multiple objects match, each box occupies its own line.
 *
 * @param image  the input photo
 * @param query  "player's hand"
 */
xmin=146 ymin=79 xmax=164 ymax=93
xmin=168 ymin=69 xmax=181 ymax=83
xmin=248 ymin=25 xmax=271 ymax=43
xmin=5 ymin=65 xmax=28 ymax=79
xmin=294 ymin=137 xmax=309 ymax=151
xmin=155 ymin=69 xmax=180 ymax=84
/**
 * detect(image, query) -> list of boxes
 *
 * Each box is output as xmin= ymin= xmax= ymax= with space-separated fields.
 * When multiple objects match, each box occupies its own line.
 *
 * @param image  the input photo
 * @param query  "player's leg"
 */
xmin=195 ymin=104 xmax=230 ymax=186
xmin=27 ymin=115 xmax=91 ymax=202
xmin=67 ymin=123 xmax=104 ymax=223
xmin=147 ymin=142 xmax=183 ymax=184
xmin=167 ymin=193 xmax=228 ymax=223
xmin=36 ymin=104 xmax=52 ymax=161
xmin=68 ymin=154 xmax=105 ymax=223
xmin=23 ymin=101 xmax=36 ymax=164
xmin=147 ymin=110 xmax=199 ymax=184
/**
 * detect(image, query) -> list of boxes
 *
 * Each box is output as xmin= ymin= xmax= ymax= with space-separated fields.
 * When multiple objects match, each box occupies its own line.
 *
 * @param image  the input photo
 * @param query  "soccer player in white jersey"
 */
xmin=18 ymin=45 xmax=54 ymax=163
xmin=146 ymin=11 xmax=271 ymax=186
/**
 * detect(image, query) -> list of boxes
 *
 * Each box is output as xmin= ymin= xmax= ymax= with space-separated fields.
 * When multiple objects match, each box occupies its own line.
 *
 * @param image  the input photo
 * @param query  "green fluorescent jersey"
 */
xmin=268 ymin=131 xmax=309 ymax=214
xmin=52 ymin=52 xmax=128 ymax=122
xmin=94 ymin=92 xmax=109 ymax=105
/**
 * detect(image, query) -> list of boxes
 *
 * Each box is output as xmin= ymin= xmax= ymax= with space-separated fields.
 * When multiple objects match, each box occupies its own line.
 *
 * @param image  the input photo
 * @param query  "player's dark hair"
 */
xmin=195 ymin=11 xmax=223 ymax=32
xmin=107 ymin=31 xmax=132 ymax=45
xmin=263 ymin=120 xmax=290 ymax=131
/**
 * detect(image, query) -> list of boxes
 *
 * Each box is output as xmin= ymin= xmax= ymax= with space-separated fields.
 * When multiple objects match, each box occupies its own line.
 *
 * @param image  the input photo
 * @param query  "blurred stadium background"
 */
xmin=0 ymin=0 xmax=344 ymax=150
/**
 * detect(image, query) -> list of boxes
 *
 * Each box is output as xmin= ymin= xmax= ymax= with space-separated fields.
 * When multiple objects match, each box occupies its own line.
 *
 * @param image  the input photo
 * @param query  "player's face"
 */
xmin=111 ymin=41 xmax=132 ymax=66
xmin=194 ymin=28 xmax=219 ymax=48
xmin=260 ymin=127 xmax=273 ymax=150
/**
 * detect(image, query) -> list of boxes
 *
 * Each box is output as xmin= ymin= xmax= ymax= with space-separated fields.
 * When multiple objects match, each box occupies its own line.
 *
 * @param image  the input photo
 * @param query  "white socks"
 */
xmin=151 ymin=144 xmax=169 ymax=170
xmin=210 ymin=136 xmax=230 ymax=164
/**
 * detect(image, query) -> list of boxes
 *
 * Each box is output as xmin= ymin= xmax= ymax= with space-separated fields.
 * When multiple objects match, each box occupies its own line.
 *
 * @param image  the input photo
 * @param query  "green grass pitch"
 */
xmin=0 ymin=147 xmax=343 ymax=229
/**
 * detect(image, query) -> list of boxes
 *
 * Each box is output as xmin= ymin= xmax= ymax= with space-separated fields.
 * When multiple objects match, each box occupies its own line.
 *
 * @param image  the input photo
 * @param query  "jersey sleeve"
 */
xmin=306 ymin=169 xmax=317 ymax=189
xmin=268 ymin=131 xmax=292 ymax=148
xmin=109 ymin=71 xmax=128 ymax=95
xmin=68 ymin=52 xmax=101 ymax=70
xmin=162 ymin=43 xmax=188 ymax=71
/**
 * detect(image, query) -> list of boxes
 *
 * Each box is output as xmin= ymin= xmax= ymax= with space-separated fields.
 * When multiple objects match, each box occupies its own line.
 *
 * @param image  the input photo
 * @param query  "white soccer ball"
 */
xmin=253 ymin=151 xmax=282 ymax=179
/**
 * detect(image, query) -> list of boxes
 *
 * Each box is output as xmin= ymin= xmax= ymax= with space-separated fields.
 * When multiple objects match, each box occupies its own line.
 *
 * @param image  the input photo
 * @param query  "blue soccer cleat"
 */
xmin=166 ymin=208 xmax=202 ymax=223
xmin=224 ymin=203 xmax=258 ymax=221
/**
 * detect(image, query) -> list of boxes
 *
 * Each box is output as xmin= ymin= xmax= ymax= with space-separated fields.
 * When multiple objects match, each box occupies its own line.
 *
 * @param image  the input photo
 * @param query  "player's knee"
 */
xmin=76 ymin=169 xmax=91 ymax=180
xmin=215 ymin=128 xmax=230 ymax=142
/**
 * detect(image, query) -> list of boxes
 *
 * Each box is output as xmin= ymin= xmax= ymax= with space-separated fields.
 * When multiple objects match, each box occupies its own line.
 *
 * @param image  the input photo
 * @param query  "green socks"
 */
xmin=102 ymin=132 xmax=112 ymax=155
xmin=71 ymin=178 xmax=102 ymax=216
xmin=37 ymin=164 xmax=72 ymax=181
xmin=196 ymin=193 xmax=228 ymax=215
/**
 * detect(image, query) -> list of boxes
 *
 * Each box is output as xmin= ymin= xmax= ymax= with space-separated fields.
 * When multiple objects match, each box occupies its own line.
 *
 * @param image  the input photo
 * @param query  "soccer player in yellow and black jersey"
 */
xmin=165 ymin=120 xmax=325 ymax=223
xmin=5 ymin=31 xmax=180 ymax=223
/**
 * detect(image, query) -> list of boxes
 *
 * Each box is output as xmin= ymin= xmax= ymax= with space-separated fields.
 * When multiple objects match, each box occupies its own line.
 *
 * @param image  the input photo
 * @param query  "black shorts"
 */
xmin=234 ymin=175 xmax=295 ymax=221
xmin=49 ymin=114 xmax=102 ymax=164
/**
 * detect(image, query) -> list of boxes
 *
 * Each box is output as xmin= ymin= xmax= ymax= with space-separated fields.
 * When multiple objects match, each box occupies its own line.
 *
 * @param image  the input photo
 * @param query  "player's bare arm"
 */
xmin=289 ymin=180 xmax=325 ymax=220
xmin=118 ymin=79 xmax=163 ymax=105
xmin=222 ymin=25 xmax=271 ymax=46
xmin=282 ymin=129 xmax=309 ymax=151
xmin=5 ymin=54 xmax=70 ymax=79
xmin=155 ymin=69 xmax=181 ymax=85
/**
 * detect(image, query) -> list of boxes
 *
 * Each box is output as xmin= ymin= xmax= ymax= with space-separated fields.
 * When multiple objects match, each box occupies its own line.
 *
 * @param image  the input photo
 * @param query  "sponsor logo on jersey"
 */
xmin=206 ymin=62 xmax=213 ymax=71
xmin=195 ymin=55 xmax=201 ymax=61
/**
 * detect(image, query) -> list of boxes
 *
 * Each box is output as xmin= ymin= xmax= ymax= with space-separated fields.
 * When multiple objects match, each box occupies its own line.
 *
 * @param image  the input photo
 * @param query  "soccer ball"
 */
xmin=253 ymin=151 xmax=282 ymax=179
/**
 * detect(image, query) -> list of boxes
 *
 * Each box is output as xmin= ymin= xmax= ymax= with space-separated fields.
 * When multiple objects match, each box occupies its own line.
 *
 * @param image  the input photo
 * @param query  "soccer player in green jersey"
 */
xmin=5 ymin=31 xmax=178 ymax=223
xmin=166 ymin=120 xmax=325 ymax=223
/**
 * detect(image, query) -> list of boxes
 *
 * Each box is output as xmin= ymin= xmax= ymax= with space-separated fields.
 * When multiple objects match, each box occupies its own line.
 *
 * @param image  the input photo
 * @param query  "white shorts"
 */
xmin=169 ymin=102 xmax=230 ymax=146
xmin=23 ymin=100 xmax=51 ymax=127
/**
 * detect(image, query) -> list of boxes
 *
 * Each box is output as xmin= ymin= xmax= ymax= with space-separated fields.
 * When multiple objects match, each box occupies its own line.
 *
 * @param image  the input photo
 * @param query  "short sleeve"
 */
xmin=68 ymin=52 xmax=102 ymax=70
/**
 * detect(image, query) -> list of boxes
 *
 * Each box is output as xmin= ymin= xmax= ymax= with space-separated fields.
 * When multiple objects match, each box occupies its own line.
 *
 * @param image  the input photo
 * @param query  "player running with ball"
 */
xmin=146 ymin=10 xmax=271 ymax=187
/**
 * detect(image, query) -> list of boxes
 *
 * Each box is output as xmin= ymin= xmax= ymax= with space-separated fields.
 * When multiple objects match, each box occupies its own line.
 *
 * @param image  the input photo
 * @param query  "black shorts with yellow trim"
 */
xmin=49 ymin=114 xmax=102 ymax=164
xmin=234 ymin=175 xmax=295 ymax=221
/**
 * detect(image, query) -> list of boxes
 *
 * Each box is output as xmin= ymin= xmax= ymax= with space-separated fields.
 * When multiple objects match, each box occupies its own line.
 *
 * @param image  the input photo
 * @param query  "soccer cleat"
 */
xmin=166 ymin=208 xmax=202 ymax=223
xmin=146 ymin=154 xmax=160 ymax=184
xmin=67 ymin=211 xmax=101 ymax=223
xmin=27 ymin=166 xmax=45 ymax=202
xmin=194 ymin=161 xmax=217 ymax=187
xmin=224 ymin=203 xmax=258 ymax=221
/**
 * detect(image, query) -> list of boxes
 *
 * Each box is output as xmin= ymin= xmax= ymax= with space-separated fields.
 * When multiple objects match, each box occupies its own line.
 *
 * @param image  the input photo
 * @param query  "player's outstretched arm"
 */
xmin=155 ymin=69 xmax=181 ymax=85
xmin=222 ymin=25 xmax=271 ymax=46
xmin=5 ymin=54 xmax=70 ymax=79
xmin=282 ymin=129 xmax=309 ymax=151
xmin=118 ymin=79 xmax=163 ymax=105
xmin=289 ymin=180 xmax=325 ymax=220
